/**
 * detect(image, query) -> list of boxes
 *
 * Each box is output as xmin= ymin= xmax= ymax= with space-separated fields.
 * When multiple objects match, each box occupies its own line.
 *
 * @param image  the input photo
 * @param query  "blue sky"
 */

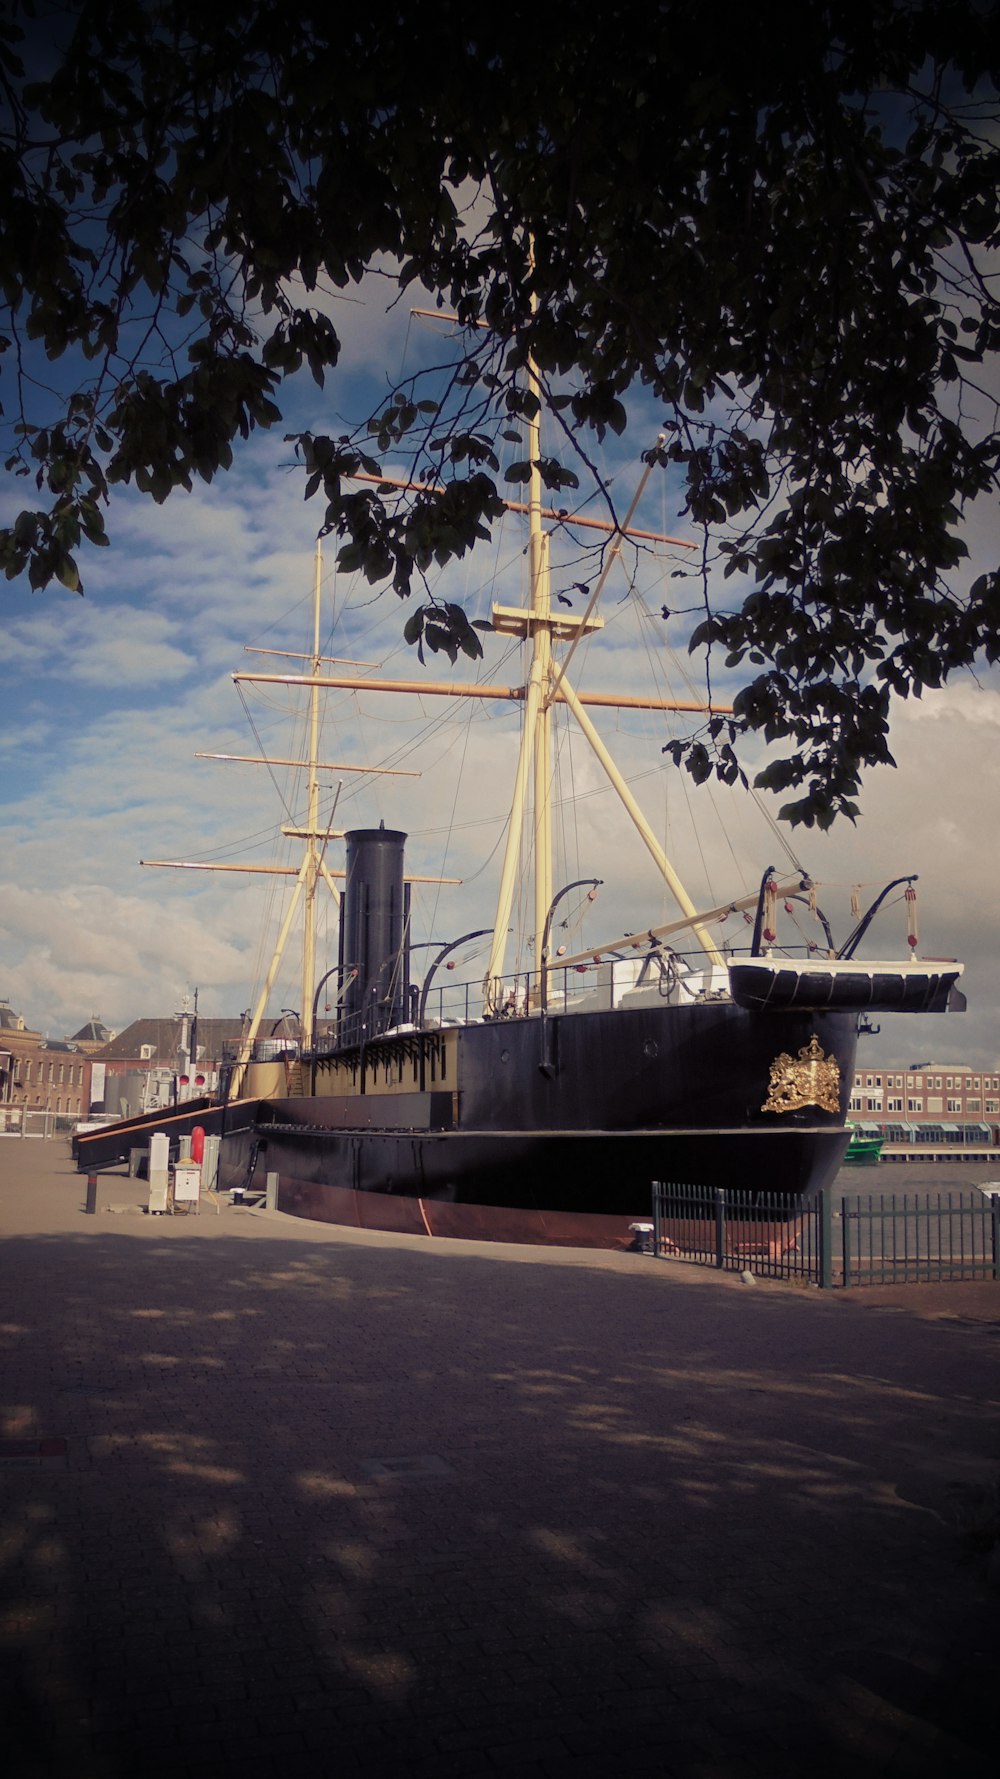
xmin=2 ymin=273 xmax=998 ymax=1066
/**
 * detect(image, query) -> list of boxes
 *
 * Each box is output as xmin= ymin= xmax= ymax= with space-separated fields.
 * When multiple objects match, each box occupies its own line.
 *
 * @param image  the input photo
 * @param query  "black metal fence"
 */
xmin=651 ymin=1182 xmax=1000 ymax=1288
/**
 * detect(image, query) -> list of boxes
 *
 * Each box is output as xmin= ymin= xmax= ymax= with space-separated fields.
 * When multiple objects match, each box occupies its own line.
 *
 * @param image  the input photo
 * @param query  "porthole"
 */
xmin=643 ymin=1040 xmax=659 ymax=1059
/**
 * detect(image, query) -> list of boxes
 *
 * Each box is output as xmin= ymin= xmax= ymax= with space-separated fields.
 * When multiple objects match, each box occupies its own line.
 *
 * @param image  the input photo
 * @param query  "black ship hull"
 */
xmin=217 ymin=1000 xmax=858 ymax=1243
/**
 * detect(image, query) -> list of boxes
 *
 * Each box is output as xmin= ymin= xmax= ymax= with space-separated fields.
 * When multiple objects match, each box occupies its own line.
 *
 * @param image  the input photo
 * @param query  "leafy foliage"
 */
xmin=1 ymin=0 xmax=999 ymax=822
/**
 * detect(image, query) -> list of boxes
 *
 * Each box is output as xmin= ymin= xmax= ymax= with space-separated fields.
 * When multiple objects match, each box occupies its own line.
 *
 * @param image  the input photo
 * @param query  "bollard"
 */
xmin=85 ymin=1174 xmax=98 ymax=1215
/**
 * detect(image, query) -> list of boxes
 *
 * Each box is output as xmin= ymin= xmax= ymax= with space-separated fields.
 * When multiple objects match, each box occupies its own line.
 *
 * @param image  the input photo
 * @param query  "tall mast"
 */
xmin=484 ymin=299 xmax=552 ymax=1005
xmin=483 ymin=319 xmax=723 ymax=996
xmin=301 ymin=538 xmax=323 ymax=1050
xmin=529 ymin=350 xmax=554 ymax=972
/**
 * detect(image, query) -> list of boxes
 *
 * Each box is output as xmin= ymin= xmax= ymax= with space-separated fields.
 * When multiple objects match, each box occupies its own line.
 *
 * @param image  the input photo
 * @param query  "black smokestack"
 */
xmin=339 ymin=825 xmax=408 ymax=1042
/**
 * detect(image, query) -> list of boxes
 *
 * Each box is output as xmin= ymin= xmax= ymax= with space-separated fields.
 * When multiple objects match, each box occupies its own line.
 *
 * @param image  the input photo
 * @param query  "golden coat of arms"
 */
xmin=762 ymin=1034 xmax=841 ymax=1114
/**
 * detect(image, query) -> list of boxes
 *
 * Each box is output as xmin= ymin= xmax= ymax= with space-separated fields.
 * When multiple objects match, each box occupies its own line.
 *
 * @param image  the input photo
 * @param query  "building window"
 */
xmin=947 ymin=1098 xmax=962 ymax=1113
xmin=23 ymin=1061 xmax=31 ymax=1084
xmin=946 ymin=1076 xmax=953 ymax=1089
xmin=973 ymin=1077 xmax=981 ymax=1090
xmin=849 ymin=1095 xmax=863 ymax=1112
xmin=967 ymin=1099 xmax=982 ymax=1113
xmin=986 ymin=1100 xmax=999 ymax=1114
xmin=928 ymin=1097 xmax=943 ymax=1112
xmin=887 ymin=1097 xmax=903 ymax=1113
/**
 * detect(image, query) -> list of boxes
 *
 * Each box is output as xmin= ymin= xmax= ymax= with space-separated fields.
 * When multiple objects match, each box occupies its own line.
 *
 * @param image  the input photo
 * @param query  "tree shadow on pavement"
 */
xmin=1 ymin=1230 xmax=997 ymax=1779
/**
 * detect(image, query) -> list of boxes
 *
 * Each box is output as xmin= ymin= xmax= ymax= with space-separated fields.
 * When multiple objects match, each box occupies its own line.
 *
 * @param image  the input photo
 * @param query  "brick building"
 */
xmin=0 ymin=1001 xmax=111 ymax=1129
xmin=849 ymin=1062 xmax=1000 ymax=1124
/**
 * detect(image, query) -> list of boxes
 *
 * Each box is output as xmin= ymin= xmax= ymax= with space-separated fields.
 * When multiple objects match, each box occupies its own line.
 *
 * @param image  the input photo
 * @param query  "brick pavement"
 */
xmin=1 ymin=1139 xmax=998 ymax=1778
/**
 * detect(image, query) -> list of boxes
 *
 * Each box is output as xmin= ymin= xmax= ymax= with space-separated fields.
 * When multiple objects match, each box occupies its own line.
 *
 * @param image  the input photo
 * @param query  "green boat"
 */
xmin=844 ymin=1124 xmax=885 ymax=1165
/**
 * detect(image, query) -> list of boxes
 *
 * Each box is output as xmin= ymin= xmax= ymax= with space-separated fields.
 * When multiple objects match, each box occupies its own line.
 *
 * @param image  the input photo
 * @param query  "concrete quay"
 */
xmin=1 ymin=1139 xmax=998 ymax=1778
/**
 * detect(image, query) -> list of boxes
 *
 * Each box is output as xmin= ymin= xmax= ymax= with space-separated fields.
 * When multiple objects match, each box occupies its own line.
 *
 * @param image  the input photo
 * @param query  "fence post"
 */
xmin=991 ymin=1193 xmax=1000 ymax=1283
xmin=842 ymin=1198 xmax=852 ymax=1289
xmin=652 ymin=1182 xmax=662 ymax=1259
xmin=714 ymin=1188 xmax=726 ymax=1269
xmin=818 ymin=1188 xmax=833 ymax=1290
xmin=85 ymin=1174 xmax=98 ymax=1215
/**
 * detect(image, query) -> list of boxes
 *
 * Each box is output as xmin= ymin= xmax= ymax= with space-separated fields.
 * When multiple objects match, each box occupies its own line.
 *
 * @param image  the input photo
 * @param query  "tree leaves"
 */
xmin=1 ymin=2 xmax=998 ymax=823
xmin=402 ymin=600 xmax=492 ymax=664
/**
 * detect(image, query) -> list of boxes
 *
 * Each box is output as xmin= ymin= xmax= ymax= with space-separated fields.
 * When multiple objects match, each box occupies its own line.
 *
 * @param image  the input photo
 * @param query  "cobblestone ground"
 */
xmin=1 ymin=1141 xmax=998 ymax=1778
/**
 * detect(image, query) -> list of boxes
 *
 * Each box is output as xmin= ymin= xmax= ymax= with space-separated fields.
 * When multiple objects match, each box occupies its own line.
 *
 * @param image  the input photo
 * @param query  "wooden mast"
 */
xmin=300 ymin=540 xmax=323 ymax=1051
xmin=474 ymin=322 xmax=723 ymax=996
xmin=484 ymin=295 xmax=549 ymax=1008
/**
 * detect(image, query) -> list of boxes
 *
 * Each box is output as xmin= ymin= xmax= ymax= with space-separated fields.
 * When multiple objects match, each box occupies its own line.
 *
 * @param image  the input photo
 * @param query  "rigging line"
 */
xmin=742 ymin=785 xmax=805 ymax=873
xmin=623 ymin=584 xmax=795 ymax=887
xmin=559 ymin=887 xmax=600 ymax=949
xmin=564 ymin=705 xmax=582 ymax=891
xmin=243 ymin=583 xmax=315 ymax=652
xmin=711 ymin=779 xmax=755 ymax=899
xmin=332 ymin=690 xmax=480 ymax=794
xmin=170 ymin=781 xmax=316 ymax=864
xmin=553 ymin=705 xmax=583 ymax=904
xmin=168 ymin=829 xmax=292 ymax=867
xmin=624 ymin=594 xmax=748 ymax=910
xmin=328 ymin=637 xmax=525 ymax=793
xmin=425 ymin=693 xmax=479 ymax=946
xmin=234 ymin=686 xmax=322 ymax=723
xmin=406 ymin=758 xmax=678 ymax=840
xmin=416 ymin=533 xmax=537 ymax=925
xmin=552 ymin=711 xmax=570 ymax=901
xmin=630 ymin=586 xmax=802 ymax=875
xmin=245 ymin=863 xmax=287 ymax=1020
xmin=235 ymin=684 xmax=303 ymax=828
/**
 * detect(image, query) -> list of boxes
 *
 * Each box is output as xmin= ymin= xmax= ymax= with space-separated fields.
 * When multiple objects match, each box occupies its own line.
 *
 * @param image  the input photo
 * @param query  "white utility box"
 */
xmin=173 ymin=1164 xmax=201 ymax=1207
xmin=148 ymin=1132 xmax=170 ymax=1214
xmin=201 ymin=1133 xmax=221 ymax=1192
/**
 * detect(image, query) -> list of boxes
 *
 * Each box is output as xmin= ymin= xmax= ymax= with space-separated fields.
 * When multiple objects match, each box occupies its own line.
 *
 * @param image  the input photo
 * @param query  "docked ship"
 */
xmin=77 ymin=395 xmax=966 ymax=1243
